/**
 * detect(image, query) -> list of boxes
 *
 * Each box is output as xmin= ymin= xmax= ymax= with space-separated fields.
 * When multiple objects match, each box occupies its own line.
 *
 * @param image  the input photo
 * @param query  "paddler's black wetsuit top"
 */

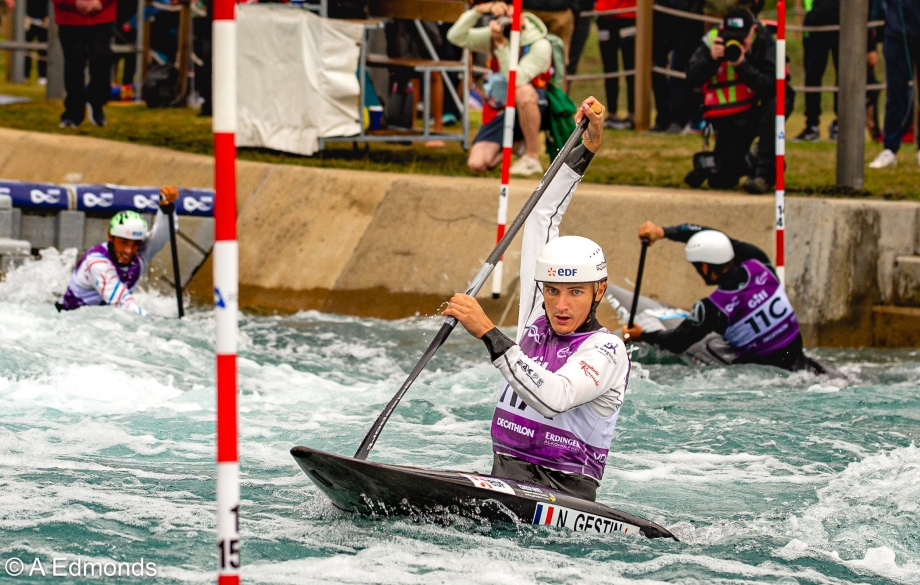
xmin=641 ymin=224 xmax=818 ymax=372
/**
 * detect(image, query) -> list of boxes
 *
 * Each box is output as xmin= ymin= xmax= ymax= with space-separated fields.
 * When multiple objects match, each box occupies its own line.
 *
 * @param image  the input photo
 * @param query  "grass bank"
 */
xmin=1 ymin=23 xmax=917 ymax=200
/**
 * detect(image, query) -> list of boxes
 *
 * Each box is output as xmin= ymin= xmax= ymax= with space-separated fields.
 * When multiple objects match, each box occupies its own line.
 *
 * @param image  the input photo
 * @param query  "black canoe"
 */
xmin=291 ymin=446 xmax=677 ymax=540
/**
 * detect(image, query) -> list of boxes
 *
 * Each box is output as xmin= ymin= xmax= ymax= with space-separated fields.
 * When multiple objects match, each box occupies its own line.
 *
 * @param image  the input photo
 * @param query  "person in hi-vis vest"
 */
xmin=684 ymin=8 xmax=779 ymax=195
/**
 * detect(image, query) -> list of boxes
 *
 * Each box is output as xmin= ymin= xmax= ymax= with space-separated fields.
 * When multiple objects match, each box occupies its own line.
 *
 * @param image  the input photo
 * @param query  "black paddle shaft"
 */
xmin=165 ymin=204 xmax=184 ymax=319
xmin=627 ymin=238 xmax=650 ymax=328
xmin=353 ymin=106 xmax=601 ymax=461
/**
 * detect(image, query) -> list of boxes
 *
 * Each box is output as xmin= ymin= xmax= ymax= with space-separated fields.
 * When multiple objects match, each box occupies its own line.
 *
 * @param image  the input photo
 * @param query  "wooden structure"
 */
xmin=317 ymin=0 xmax=471 ymax=150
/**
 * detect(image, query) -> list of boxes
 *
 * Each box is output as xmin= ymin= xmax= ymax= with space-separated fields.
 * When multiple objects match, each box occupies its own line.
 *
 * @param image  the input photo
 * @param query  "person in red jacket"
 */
xmin=52 ymin=0 xmax=116 ymax=127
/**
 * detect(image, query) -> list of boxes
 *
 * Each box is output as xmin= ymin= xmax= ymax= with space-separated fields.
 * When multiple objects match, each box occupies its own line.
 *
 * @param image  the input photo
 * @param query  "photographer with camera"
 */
xmin=684 ymin=8 xmax=777 ymax=194
xmin=447 ymin=1 xmax=552 ymax=176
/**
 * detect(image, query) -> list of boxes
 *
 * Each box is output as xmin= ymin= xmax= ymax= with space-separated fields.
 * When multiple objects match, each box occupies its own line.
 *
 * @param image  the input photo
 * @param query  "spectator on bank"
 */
xmin=193 ymin=0 xmax=212 ymax=116
xmin=52 ymin=0 xmax=116 ymax=127
xmin=595 ymin=0 xmax=636 ymax=129
xmin=869 ymin=0 xmax=920 ymax=169
xmin=685 ymin=8 xmax=777 ymax=193
xmin=566 ymin=0 xmax=596 ymax=81
xmin=111 ymin=0 xmax=139 ymax=97
xmin=24 ymin=0 xmax=48 ymax=84
xmin=866 ymin=0 xmax=885 ymax=141
xmin=794 ymin=0 xmax=839 ymax=142
xmin=521 ymin=0 xmax=574 ymax=65
xmin=651 ymin=0 xmax=704 ymax=133
xmin=447 ymin=1 xmax=552 ymax=176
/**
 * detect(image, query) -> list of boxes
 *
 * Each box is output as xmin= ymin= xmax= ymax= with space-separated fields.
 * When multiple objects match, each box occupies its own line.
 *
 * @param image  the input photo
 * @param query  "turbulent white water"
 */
xmin=1 ymin=251 xmax=918 ymax=584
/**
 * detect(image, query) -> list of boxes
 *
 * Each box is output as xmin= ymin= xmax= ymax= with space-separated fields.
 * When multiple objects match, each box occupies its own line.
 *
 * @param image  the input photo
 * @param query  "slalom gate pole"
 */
xmin=213 ymin=0 xmax=240 ymax=581
xmin=775 ymin=0 xmax=786 ymax=285
xmin=490 ymin=0 xmax=524 ymax=299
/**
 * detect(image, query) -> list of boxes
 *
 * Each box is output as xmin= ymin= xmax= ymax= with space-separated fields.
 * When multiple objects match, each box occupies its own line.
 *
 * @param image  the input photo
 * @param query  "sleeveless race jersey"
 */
xmin=490 ymin=317 xmax=621 ymax=481
xmin=708 ymin=259 xmax=800 ymax=357
xmin=59 ymin=243 xmax=145 ymax=310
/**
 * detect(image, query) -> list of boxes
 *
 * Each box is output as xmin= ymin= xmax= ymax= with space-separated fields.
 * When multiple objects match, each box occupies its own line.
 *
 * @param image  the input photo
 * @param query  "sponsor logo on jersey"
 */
xmin=465 ymin=475 xmax=516 ymax=495
xmin=556 ymin=346 xmax=573 ymax=360
xmin=526 ymin=324 xmax=546 ymax=345
xmin=545 ymin=431 xmax=580 ymax=451
xmin=595 ymin=342 xmax=618 ymax=364
xmin=725 ymin=296 xmax=740 ymax=313
xmin=755 ymin=271 xmax=770 ymax=286
xmin=747 ymin=289 xmax=769 ymax=308
xmin=516 ymin=359 xmax=544 ymax=388
xmin=579 ymin=360 xmax=599 ymax=387
xmin=496 ymin=416 xmax=535 ymax=438
xmin=532 ymin=503 xmax=638 ymax=535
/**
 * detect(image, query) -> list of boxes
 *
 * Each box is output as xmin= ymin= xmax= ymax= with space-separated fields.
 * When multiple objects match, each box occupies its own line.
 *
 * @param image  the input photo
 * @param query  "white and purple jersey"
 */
xmin=57 ymin=207 xmax=174 ymax=316
xmin=708 ymin=259 xmax=800 ymax=357
xmin=487 ymin=151 xmax=629 ymax=482
xmin=491 ymin=317 xmax=627 ymax=480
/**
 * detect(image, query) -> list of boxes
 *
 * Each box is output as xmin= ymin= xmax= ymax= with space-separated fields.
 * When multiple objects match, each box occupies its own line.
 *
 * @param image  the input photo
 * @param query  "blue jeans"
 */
xmin=882 ymin=31 xmax=920 ymax=153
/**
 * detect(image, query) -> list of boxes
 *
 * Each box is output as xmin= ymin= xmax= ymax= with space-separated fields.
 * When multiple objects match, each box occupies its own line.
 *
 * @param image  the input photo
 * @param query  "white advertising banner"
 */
xmin=237 ymin=5 xmax=363 ymax=155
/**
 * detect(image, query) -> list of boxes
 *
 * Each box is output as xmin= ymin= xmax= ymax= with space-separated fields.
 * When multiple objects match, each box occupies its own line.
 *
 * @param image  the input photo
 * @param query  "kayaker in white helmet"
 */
xmin=444 ymin=97 xmax=630 ymax=501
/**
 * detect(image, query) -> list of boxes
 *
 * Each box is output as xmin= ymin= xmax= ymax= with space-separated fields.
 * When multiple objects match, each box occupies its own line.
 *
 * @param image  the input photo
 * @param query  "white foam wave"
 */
xmin=782 ymin=445 xmax=920 ymax=582
xmin=0 ymin=247 xmax=75 ymax=304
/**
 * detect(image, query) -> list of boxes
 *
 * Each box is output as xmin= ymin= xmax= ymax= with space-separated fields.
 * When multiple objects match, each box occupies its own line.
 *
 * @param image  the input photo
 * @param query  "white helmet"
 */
xmin=685 ymin=230 xmax=734 ymax=264
xmin=109 ymin=210 xmax=150 ymax=241
xmin=535 ymin=236 xmax=608 ymax=283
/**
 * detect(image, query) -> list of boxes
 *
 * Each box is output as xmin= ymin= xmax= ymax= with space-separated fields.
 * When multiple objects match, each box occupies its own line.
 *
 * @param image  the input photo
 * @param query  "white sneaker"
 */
xmin=869 ymin=149 xmax=897 ymax=169
xmin=509 ymin=155 xmax=543 ymax=177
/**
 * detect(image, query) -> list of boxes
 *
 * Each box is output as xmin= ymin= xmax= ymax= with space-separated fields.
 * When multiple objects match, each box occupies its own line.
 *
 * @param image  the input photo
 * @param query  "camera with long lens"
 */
xmin=495 ymin=15 xmax=512 ymax=38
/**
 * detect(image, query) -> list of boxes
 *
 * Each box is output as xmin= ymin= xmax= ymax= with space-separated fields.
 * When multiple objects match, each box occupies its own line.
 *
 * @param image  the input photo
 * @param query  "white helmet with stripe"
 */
xmin=535 ymin=236 xmax=608 ymax=283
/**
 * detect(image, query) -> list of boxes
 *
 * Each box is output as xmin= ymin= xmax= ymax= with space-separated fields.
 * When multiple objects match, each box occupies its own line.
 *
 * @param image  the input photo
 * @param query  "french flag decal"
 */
xmin=533 ymin=503 xmax=556 ymax=525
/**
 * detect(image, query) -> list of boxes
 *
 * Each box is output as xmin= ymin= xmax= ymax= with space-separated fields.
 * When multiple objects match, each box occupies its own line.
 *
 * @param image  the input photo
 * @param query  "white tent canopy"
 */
xmin=237 ymin=5 xmax=364 ymax=156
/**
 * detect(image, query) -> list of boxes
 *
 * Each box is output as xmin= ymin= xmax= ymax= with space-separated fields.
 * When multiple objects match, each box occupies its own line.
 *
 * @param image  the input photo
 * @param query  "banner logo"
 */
xmin=133 ymin=194 xmax=160 ymax=210
xmin=30 ymin=189 xmax=61 ymax=204
xmin=183 ymin=196 xmax=213 ymax=213
xmin=82 ymin=192 xmax=114 ymax=208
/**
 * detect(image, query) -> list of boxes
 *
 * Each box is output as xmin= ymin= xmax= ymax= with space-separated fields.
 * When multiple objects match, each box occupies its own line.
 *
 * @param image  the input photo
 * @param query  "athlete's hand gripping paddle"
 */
xmin=161 ymin=186 xmax=184 ymax=319
xmin=626 ymin=237 xmax=650 ymax=330
xmin=354 ymin=102 xmax=605 ymax=461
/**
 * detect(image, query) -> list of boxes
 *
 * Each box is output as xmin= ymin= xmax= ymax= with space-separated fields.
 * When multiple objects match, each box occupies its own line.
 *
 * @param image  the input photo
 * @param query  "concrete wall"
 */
xmin=2 ymin=128 xmax=919 ymax=346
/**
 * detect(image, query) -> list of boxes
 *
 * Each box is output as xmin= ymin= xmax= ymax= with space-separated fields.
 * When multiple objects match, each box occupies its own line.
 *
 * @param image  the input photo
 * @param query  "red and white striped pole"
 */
xmin=775 ymin=0 xmax=786 ymax=285
xmin=213 ymin=0 xmax=240 ymax=582
xmin=490 ymin=0 xmax=524 ymax=299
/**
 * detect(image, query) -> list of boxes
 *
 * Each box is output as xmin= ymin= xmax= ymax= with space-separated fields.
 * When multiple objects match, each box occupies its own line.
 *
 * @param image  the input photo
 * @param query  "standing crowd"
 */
xmin=6 ymin=0 xmax=918 ymax=186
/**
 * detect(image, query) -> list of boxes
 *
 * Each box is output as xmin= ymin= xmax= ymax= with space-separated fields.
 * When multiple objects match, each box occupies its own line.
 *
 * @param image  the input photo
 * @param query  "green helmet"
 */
xmin=109 ymin=211 xmax=149 ymax=240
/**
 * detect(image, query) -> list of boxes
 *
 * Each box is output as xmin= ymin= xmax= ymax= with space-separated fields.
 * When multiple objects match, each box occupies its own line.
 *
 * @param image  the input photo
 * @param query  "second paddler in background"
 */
xmin=622 ymin=221 xmax=825 ymax=373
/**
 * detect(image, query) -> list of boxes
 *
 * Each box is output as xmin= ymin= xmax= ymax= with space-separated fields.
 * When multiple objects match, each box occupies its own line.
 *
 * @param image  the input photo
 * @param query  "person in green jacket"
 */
xmin=447 ymin=1 xmax=552 ymax=177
